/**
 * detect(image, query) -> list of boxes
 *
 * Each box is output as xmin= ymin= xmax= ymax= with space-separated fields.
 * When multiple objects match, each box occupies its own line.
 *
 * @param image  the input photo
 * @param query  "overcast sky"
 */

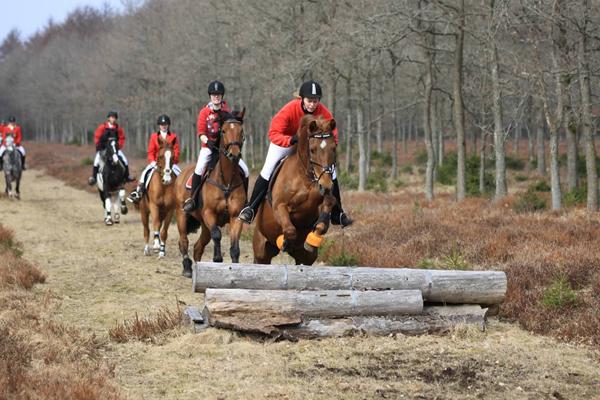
xmin=1 ymin=0 xmax=125 ymax=42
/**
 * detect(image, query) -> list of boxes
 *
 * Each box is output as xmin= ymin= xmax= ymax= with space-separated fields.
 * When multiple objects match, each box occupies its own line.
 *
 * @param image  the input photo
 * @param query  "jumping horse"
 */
xmin=138 ymin=136 xmax=177 ymax=258
xmin=175 ymin=109 xmax=247 ymax=277
xmin=253 ymin=115 xmax=337 ymax=265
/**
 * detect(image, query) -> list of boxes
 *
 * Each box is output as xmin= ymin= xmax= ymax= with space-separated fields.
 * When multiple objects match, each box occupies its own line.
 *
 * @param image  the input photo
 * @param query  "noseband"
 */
xmin=307 ymin=132 xmax=335 ymax=184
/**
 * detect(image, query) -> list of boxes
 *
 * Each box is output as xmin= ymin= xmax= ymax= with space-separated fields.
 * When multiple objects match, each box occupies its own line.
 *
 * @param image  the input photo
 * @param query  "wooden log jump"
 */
xmin=193 ymin=262 xmax=507 ymax=305
xmin=204 ymin=288 xmax=423 ymax=335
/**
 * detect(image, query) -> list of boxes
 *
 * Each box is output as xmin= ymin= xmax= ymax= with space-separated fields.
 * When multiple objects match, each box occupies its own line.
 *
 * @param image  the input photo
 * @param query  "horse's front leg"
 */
xmin=274 ymin=202 xmax=296 ymax=252
xmin=176 ymin=208 xmax=193 ymax=277
xmin=228 ymin=217 xmax=243 ymax=263
xmin=15 ymin=176 xmax=20 ymax=199
xmin=140 ymin=200 xmax=151 ymax=256
xmin=202 ymin=210 xmax=222 ymax=263
xmin=159 ymin=208 xmax=175 ymax=258
xmin=149 ymin=202 xmax=162 ymax=256
xmin=104 ymin=189 xmax=113 ymax=225
xmin=304 ymin=195 xmax=335 ymax=253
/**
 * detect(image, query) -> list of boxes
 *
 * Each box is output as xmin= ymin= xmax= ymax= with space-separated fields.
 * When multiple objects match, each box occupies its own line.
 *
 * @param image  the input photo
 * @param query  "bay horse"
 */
xmin=253 ymin=115 xmax=337 ymax=265
xmin=175 ymin=109 xmax=247 ymax=277
xmin=2 ymin=135 xmax=22 ymax=199
xmin=138 ymin=136 xmax=177 ymax=258
xmin=95 ymin=136 xmax=128 ymax=225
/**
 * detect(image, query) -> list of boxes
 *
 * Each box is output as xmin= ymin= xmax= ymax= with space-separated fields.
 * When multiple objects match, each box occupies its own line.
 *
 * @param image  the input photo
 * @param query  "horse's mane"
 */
xmin=219 ymin=110 xmax=244 ymax=124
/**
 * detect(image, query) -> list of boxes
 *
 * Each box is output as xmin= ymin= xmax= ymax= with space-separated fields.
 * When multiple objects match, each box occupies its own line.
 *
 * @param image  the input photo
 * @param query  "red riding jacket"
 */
xmin=2 ymin=124 xmax=23 ymax=146
xmin=147 ymin=131 xmax=180 ymax=164
xmin=94 ymin=122 xmax=125 ymax=150
xmin=196 ymin=101 xmax=231 ymax=149
xmin=268 ymin=99 xmax=339 ymax=148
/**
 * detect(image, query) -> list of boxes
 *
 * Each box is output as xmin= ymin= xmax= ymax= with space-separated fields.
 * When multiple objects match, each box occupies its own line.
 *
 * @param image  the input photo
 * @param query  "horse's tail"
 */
xmin=185 ymin=214 xmax=202 ymax=235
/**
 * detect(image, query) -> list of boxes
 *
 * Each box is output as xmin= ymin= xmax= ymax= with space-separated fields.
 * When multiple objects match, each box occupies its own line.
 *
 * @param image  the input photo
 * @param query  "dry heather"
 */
xmin=0 ymin=224 xmax=123 ymax=400
xmin=109 ymin=306 xmax=185 ymax=343
xmin=324 ymin=191 xmax=600 ymax=345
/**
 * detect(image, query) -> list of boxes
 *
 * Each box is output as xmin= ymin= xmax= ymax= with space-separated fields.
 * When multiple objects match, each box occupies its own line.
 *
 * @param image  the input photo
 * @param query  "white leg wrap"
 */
xmin=194 ymin=147 xmax=213 ymax=175
xmin=260 ymin=142 xmax=293 ymax=180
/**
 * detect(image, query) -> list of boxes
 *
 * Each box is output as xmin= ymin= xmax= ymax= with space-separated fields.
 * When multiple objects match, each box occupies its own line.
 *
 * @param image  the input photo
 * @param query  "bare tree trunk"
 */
xmin=431 ymin=95 xmax=439 ymax=169
xmin=344 ymin=80 xmax=352 ymax=172
xmin=578 ymin=0 xmax=597 ymax=211
xmin=490 ymin=21 xmax=507 ymax=199
xmin=536 ymin=104 xmax=546 ymax=176
xmin=479 ymin=129 xmax=487 ymax=195
xmin=391 ymin=71 xmax=399 ymax=179
xmin=526 ymin=96 xmax=535 ymax=171
xmin=420 ymin=22 xmax=436 ymax=201
xmin=565 ymin=102 xmax=578 ymax=191
xmin=454 ymin=0 xmax=467 ymax=201
xmin=357 ymin=104 xmax=367 ymax=192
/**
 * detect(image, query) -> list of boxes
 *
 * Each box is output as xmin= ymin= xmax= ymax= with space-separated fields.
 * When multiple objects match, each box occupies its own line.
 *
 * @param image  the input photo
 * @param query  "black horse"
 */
xmin=94 ymin=137 xmax=128 ymax=225
xmin=2 ymin=136 xmax=22 ymax=199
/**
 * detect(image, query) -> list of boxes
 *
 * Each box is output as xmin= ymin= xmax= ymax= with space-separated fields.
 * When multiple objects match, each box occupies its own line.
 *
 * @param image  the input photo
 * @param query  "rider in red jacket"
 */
xmin=238 ymin=80 xmax=352 ymax=227
xmin=127 ymin=115 xmax=181 ymax=203
xmin=0 ymin=116 xmax=26 ymax=169
xmin=183 ymin=80 xmax=250 ymax=212
xmin=88 ymin=111 xmax=134 ymax=185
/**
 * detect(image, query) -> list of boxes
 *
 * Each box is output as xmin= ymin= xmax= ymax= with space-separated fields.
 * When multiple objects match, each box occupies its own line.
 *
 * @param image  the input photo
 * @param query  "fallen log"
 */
xmin=278 ymin=305 xmax=489 ymax=339
xmin=203 ymin=288 xmax=423 ymax=335
xmin=193 ymin=262 xmax=506 ymax=305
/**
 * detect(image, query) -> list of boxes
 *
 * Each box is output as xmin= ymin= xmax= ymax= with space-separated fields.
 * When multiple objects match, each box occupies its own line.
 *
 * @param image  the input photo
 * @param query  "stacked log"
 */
xmin=194 ymin=262 xmax=506 ymax=339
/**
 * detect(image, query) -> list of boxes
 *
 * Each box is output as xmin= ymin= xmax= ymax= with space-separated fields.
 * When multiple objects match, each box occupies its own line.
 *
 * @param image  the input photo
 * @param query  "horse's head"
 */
xmin=106 ymin=137 xmax=119 ymax=165
xmin=4 ymin=135 xmax=15 ymax=151
xmin=219 ymin=108 xmax=245 ymax=164
xmin=299 ymin=115 xmax=337 ymax=196
xmin=157 ymin=135 xmax=174 ymax=185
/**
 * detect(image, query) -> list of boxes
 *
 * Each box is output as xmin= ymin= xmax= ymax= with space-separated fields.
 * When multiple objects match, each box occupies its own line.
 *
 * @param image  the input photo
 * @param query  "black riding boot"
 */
xmin=124 ymin=165 xmax=135 ymax=182
xmin=183 ymin=173 xmax=203 ymax=213
xmin=238 ymin=176 xmax=269 ymax=224
xmin=21 ymin=155 xmax=26 ymax=170
xmin=330 ymin=178 xmax=353 ymax=227
xmin=242 ymin=176 xmax=249 ymax=198
xmin=88 ymin=165 xmax=99 ymax=186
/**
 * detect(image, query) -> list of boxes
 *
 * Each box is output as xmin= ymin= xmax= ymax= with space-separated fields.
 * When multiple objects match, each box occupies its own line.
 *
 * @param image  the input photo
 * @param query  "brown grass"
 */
xmin=0 ymin=223 xmax=123 ymax=399
xmin=109 ymin=305 xmax=185 ymax=343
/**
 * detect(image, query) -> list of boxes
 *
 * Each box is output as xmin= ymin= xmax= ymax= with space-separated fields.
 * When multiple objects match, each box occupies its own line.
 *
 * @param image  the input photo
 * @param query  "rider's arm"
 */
xmin=93 ymin=124 xmax=104 ymax=149
xmin=268 ymin=101 xmax=296 ymax=148
xmin=172 ymin=135 xmax=180 ymax=164
xmin=147 ymin=134 xmax=158 ymax=163
xmin=15 ymin=126 xmax=22 ymax=146
xmin=117 ymin=126 xmax=126 ymax=149
xmin=197 ymin=107 xmax=210 ymax=145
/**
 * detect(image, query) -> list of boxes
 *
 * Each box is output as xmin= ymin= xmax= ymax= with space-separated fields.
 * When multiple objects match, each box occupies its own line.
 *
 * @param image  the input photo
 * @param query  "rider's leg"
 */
xmin=239 ymin=159 xmax=250 ymax=197
xmin=238 ymin=142 xmax=293 ymax=224
xmin=18 ymin=146 xmax=26 ymax=170
xmin=330 ymin=168 xmax=353 ymax=227
xmin=183 ymin=147 xmax=212 ymax=213
xmin=128 ymin=162 xmax=155 ymax=203
xmin=88 ymin=152 xmax=101 ymax=185
xmin=0 ymin=146 xmax=5 ymax=169
xmin=117 ymin=150 xmax=135 ymax=182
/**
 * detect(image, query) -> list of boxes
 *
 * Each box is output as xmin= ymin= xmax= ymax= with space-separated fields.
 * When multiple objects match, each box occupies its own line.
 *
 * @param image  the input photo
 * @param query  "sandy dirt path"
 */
xmin=1 ymin=170 xmax=599 ymax=400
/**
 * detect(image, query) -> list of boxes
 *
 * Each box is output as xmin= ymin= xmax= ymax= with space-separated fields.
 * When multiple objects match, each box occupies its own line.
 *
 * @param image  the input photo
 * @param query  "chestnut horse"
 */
xmin=139 ymin=136 xmax=177 ymax=258
xmin=175 ymin=109 xmax=247 ymax=277
xmin=253 ymin=115 xmax=337 ymax=265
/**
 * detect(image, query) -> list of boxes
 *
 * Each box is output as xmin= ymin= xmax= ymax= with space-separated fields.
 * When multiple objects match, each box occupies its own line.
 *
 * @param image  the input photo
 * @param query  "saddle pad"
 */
xmin=267 ymin=156 xmax=288 ymax=204
xmin=185 ymin=174 xmax=193 ymax=190
xmin=144 ymin=168 xmax=156 ymax=190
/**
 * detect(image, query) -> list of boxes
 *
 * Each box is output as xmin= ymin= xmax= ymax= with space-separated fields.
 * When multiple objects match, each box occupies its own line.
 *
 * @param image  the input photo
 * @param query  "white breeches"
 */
xmin=194 ymin=147 xmax=249 ymax=178
xmin=140 ymin=161 xmax=181 ymax=184
xmin=94 ymin=150 xmax=128 ymax=167
xmin=0 ymin=145 xmax=25 ymax=157
xmin=260 ymin=142 xmax=337 ymax=180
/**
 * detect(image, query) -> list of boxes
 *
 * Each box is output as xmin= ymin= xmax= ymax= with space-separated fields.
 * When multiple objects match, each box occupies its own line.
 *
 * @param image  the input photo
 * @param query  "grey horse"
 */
xmin=2 ymin=136 xmax=23 ymax=199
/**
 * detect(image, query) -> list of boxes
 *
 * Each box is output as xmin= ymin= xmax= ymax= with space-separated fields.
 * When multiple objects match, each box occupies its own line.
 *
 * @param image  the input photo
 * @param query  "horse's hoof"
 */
xmin=182 ymin=268 xmax=192 ymax=278
xmin=213 ymin=256 xmax=223 ymax=263
xmin=158 ymin=252 xmax=165 ymax=259
xmin=144 ymin=245 xmax=151 ymax=256
xmin=105 ymin=219 xmax=113 ymax=226
xmin=121 ymin=205 xmax=128 ymax=215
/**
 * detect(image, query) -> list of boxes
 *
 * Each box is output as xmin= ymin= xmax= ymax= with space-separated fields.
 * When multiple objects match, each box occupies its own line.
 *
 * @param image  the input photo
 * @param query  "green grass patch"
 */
xmin=541 ymin=277 xmax=577 ymax=310
xmin=514 ymin=190 xmax=547 ymax=213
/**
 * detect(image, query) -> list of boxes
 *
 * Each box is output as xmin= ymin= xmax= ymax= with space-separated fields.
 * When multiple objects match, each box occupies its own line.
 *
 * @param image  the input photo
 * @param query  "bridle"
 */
xmin=306 ymin=132 xmax=335 ymax=185
xmin=220 ymin=118 xmax=244 ymax=161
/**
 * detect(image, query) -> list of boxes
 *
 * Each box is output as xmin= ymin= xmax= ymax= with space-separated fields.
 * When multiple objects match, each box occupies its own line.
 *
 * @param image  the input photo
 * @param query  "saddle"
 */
xmin=266 ymin=156 xmax=288 ymax=205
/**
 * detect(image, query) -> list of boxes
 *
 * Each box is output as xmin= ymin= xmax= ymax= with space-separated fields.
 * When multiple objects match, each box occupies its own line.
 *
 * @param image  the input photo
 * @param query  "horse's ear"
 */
xmin=238 ymin=107 xmax=246 ymax=120
xmin=309 ymin=119 xmax=319 ymax=133
xmin=328 ymin=118 xmax=336 ymax=132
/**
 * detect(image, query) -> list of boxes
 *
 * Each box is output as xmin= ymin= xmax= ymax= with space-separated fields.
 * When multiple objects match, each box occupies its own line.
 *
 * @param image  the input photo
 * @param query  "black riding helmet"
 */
xmin=106 ymin=111 xmax=118 ymax=119
xmin=299 ymin=80 xmax=322 ymax=99
xmin=208 ymin=80 xmax=225 ymax=96
xmin=157 ymin=114 xmax=171 ymax=125
xmin=7 ymin=116 xmax=16 ymax=123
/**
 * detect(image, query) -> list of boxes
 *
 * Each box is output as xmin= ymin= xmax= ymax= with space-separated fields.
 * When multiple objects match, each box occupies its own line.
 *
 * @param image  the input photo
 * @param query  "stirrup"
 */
xmin=183 ymin=198 xmax=196 ymax=213
xmin=88 ymin=176 xmax=96 ymax=186
xmin=238 ymin=206 xmax=255 ymax=224
xmin=127 ymin=191 xmax=141 ymax=203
